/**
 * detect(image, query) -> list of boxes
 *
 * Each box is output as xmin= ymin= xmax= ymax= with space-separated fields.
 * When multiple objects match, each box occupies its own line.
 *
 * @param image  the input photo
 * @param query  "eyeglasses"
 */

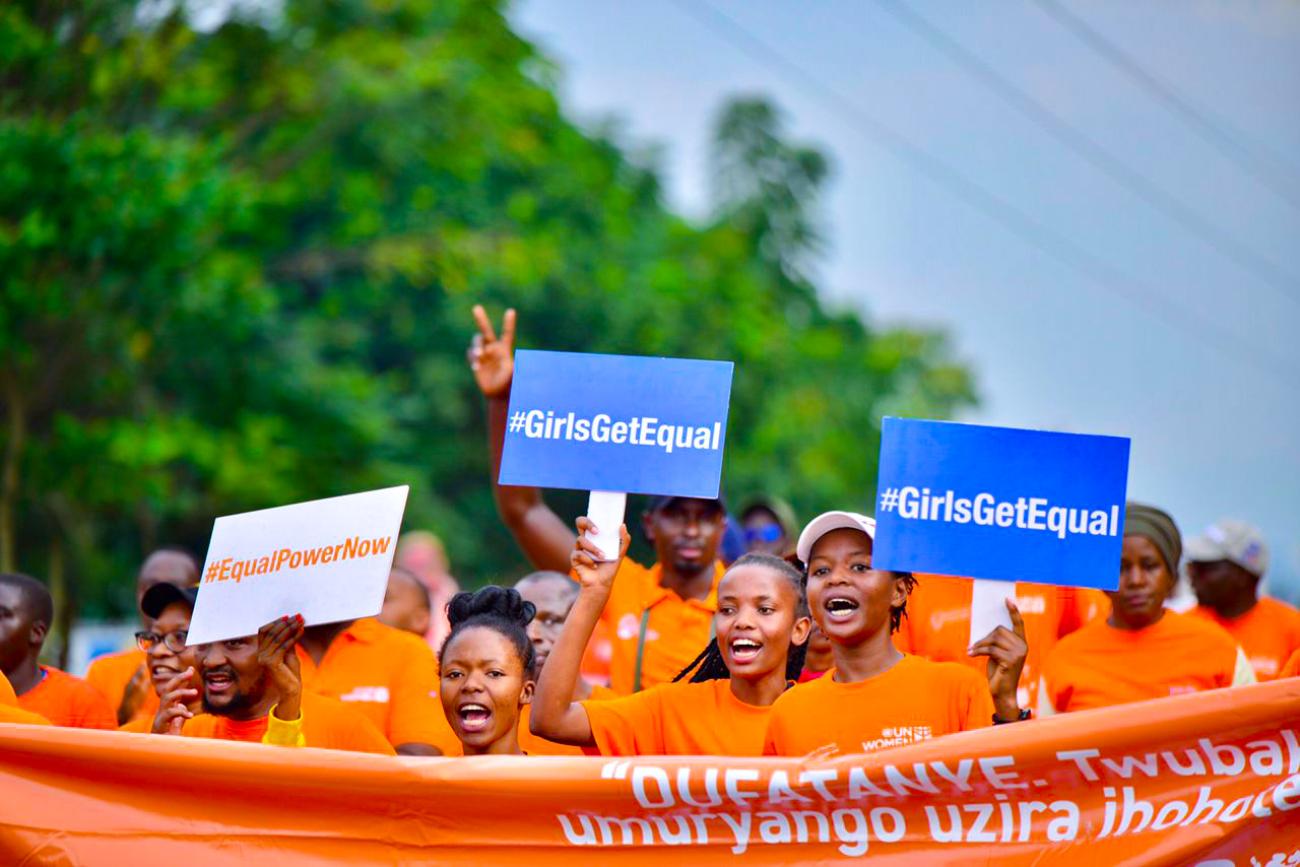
xmin=135 ymin=630 xmax=189 ymax=653
xmin=743 ymin=524 xmax=784 ymax=545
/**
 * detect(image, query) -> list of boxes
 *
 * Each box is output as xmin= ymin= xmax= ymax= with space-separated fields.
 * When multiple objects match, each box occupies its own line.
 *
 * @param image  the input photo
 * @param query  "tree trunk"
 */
xmin=0 ymin=370 xmax=25 ymax=572
xmin=48 ymin=534 xmax=71 ymax=670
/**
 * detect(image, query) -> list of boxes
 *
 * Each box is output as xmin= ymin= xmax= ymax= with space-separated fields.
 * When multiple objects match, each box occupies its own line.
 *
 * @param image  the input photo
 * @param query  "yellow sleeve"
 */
xmin=262 ymin=703 xmax=306 ymax=747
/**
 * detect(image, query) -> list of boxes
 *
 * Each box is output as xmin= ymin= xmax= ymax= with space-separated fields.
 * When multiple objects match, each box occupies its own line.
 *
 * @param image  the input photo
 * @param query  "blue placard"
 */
xmin=872 ymin=418 xmax=1130 ymax=590
xmin=498 ymin=350 xmax=734 ymax=497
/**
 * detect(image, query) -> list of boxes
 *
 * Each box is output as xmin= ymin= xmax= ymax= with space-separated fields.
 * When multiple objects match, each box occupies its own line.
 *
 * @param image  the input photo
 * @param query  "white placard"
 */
xmin=585 ymin=490 xmax=627 ymax=562
xmin=968 ymin=578 xmax=1016 ymax=648
xmin=186 ymin=486 xmax=409 ymax=645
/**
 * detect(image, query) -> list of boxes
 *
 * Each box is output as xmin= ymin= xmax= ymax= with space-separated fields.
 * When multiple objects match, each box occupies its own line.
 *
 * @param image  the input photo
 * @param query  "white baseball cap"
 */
xmin=1186 ymin=519 xmax=1269 ymax=577
xmin=796 ymin=511 xmax=877 ymax=563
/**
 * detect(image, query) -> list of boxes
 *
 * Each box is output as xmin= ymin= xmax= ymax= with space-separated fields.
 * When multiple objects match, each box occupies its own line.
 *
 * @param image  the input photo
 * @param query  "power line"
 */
xmin=876 ymin=0 xmax=1300 ymax=309
xmin=665 ymin=0 xmax=1300 ymax=390
xmin=1032 ymin=0 xmax=1300 ymax=213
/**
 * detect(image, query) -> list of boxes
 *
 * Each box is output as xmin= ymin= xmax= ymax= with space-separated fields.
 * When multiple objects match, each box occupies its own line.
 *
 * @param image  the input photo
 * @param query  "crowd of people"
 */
xmin=2 ymin=305 xmax=1298 ymax=761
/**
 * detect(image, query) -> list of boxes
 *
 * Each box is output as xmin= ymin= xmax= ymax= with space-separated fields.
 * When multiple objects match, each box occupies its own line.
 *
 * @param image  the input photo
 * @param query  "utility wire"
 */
xmin=1032 ymin=0 xmax=1300 ymax=213
xmin=666 ymin=0 xmax=1300 ymax=389
xmin=876 ymin=0 xmax=1300 ymax=308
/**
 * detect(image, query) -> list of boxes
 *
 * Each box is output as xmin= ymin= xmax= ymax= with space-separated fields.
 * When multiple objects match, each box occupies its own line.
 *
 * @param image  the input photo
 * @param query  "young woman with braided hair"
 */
xmin=529 ymin=518 xmax=811 ymax=756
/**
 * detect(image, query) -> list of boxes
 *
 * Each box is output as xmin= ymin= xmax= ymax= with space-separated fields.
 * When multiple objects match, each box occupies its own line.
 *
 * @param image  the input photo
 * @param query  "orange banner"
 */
xmin=2 ymin=679 xmax=1299 ymax=865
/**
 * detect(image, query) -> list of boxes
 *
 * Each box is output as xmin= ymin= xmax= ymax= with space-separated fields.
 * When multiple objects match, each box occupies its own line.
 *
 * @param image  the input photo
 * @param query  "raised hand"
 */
xmin=151 ymin=667 xmax=199 ymax=735
xmin=571 ymin=517 xmax=630 ymax=594
xmin=258 ymin=614 xmax=306 ymax=721
xmin=969 ymin=598 xmax=1029 ymax=721
xmin=468 ymin=304 xmax=517 ymax=399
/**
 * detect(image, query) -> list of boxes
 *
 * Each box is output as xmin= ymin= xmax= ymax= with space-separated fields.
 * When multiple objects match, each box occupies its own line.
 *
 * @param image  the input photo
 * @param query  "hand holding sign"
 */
xmin=968 ymin=598 xmax=1028 ymax=721
xmin=259 ymin=615 xmax=305 ymax=723
xmin=469 ymin=304 xmax=516 ymax=399
xmin=571 ymin=517 xmax=630 ymax=593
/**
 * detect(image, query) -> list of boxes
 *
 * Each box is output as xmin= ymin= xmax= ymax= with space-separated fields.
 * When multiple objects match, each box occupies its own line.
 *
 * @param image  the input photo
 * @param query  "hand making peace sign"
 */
xmin=468 ymin=304 xmax=517 ymax=399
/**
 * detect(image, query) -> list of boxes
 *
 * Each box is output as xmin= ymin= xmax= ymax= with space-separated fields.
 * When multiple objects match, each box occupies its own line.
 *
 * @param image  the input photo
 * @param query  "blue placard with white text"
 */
xmin=498 ymin=350 xmax=734 ymax=497
xmin=872 ymin=418 xmax=1130 ymax=590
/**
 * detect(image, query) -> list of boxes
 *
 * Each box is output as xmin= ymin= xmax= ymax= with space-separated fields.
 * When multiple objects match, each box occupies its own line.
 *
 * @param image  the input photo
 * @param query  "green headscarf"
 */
xmin=1123 ymin=501 xmax=1182 ymax=575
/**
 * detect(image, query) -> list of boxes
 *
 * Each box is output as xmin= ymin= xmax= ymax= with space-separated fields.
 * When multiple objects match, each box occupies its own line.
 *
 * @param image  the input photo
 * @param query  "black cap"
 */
xmin=646 ymin=495 xmax=727 ymax=514
xmin=141 ymin=583 xmax=199 ymax=620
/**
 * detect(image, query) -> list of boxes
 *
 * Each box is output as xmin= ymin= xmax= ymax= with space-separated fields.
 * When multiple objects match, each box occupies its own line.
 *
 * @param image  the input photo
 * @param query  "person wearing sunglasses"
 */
xmin=119 ymin=583 xmax=203 ymax=734
xmin=739 ymin=498 xmax=799 ymax=558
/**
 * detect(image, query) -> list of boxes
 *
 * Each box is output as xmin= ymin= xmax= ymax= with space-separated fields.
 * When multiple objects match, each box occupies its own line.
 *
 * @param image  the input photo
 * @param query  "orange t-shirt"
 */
xmin=1041 ymin=610 xmax=1243 ymax=713
xmin=1281 ymin=649 xmax=1300 ymax=679
xmin=182 ymin=692 xmax=395 ymax=754
xmin=0 ymin=671 xmax=48 ymax=725
xmin=0 ymin=705 xmax=50 ymax=725
xmin=583 ymin=678 xmax=774 ymax=756
xmin=590 ymin=559 xmax=724 ymax=695
xmin=16 ymin=666 xmax=116 ymax=730
xmin=894 ymin=575 xmax=1106 ymax=712
xmin=1189 ymin=598 xmax=1300 ymax=681
xmin=85 ymin=647 xmax=160 ymax=721
xmin=763 ymin=654 xmax=993 ymax=757
xmin=580 ymin=618 xmax=614 ymax=689
xmin=0 ymin=670 xmax=17 ymax=705
xmin=295 ymin=618 xmax=458 ymax=753
xmin=118 ymin=713 xmax=154 ymax=733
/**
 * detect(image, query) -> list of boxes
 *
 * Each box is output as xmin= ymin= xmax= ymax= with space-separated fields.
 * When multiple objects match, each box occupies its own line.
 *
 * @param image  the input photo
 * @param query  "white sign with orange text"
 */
xmin=186 ymin=486 xmax=409 ymax=645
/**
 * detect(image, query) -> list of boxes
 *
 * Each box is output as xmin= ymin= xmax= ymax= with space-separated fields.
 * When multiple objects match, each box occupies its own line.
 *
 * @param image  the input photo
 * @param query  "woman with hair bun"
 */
xmin=438 ymin=586 xmax=538 ymax=756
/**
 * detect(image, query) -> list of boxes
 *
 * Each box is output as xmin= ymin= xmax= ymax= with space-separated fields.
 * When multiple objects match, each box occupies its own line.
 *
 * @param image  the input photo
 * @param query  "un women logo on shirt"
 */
xmin=872 ymin=418 xmax=1130 ymax=590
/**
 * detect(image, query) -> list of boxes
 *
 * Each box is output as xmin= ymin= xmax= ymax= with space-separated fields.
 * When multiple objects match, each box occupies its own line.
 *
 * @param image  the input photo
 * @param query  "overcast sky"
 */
xmin=511 ymin=0 xmax=1300 ymax=599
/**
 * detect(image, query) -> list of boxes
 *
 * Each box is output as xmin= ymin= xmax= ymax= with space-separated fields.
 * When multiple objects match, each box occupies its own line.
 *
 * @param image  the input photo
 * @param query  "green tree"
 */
xmin=1 ymin=0 xmax=976 ymax=649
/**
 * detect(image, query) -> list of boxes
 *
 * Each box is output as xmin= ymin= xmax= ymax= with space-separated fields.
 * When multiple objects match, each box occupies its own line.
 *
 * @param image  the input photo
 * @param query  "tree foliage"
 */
xmin=0 ymin=0 xmax=976 ymax=635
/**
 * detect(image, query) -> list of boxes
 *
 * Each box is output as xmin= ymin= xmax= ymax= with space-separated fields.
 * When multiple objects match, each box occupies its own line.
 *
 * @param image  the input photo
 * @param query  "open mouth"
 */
xmin=203 ymin=670 xmax=235 ymax=694
xmin=729 ymin=638 xmax=763 ymax=663
xmin=824 ymin=597 xmax=861 ymax=621
xmin=150 ymin=664 xmax=182 ymax=681
xmin=457 ymin=703 xmax=493 ymax=733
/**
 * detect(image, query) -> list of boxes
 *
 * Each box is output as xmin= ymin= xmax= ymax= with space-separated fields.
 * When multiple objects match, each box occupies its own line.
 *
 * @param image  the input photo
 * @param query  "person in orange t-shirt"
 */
xmin=437 ymin=572 xmax=617 ymax=757
xmin=85 ymin=548 xmax=199 ymax=725
xmin=1 ymin=670 xmax=50 ymax=725
xmin=438 ymin=586 xmax=540 ymax=756
xmin=467 ymin=305 xmax=726 ymax=695
xmin=894 ymin=575 xmax=1106 ymax=712
xmin=294 ymin=615 xmax=456 ymax=755
xmin=182 ymin=615 xmax=393 ymax=754
xmin=1 ymin=572 xmax=115 ymax=729
xmin=1042 ymin=503 xmax=1254 ymax=715
xmin=1185 ymin=519 xmax=1300 ymax=681
xmin=532 ymin=524 xmax=811 ymax=756
xmin=764 ymin=512 xmax=1029 ymax=757
xmin=118 ymin=583 xmax=205 ymax=735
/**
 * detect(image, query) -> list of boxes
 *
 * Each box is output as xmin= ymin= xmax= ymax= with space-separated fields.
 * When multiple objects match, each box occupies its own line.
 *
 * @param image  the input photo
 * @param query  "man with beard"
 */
xmin=468 ymin=305 xmax=729 ymax=694
xmin=179 ymin=615 xmax=395 ymax=754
